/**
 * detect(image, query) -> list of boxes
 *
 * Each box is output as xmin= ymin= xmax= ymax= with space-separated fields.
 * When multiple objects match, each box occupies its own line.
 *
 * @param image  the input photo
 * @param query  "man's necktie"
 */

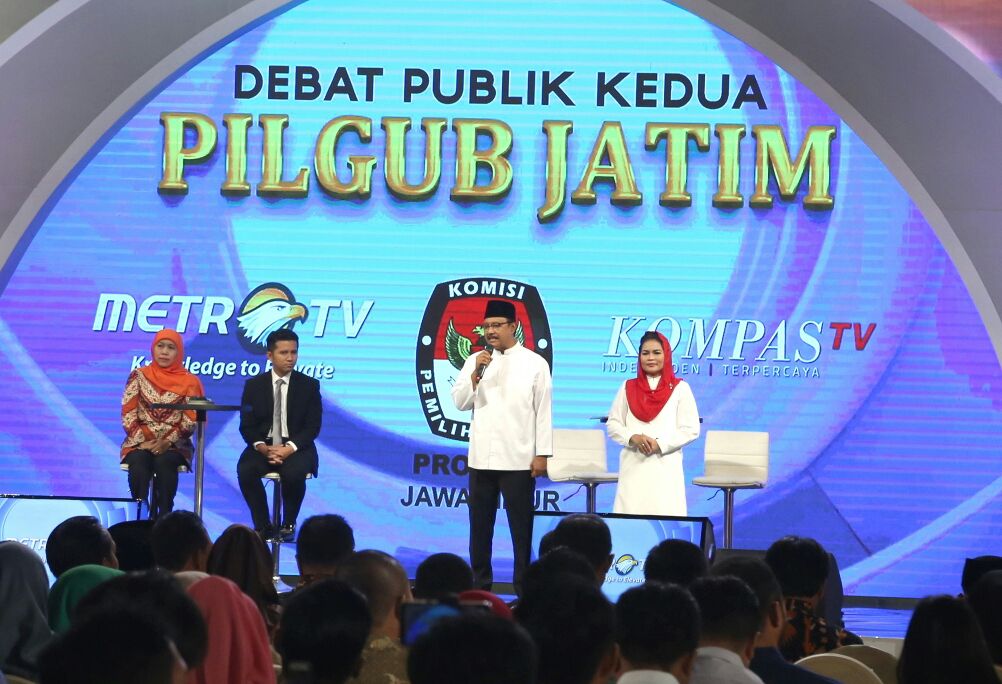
xmin=271 ymin=379 xmax=284 ymax=447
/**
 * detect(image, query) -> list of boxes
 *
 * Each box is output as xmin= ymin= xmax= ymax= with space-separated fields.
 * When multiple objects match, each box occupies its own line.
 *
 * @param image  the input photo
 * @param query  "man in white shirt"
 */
xmin=689 ymin=576 xmax=766 ymax=684
xmin=451 ymin=299 xmax=552 ymax=595
xmin=615 ymin=582 xmax=700 ymax=684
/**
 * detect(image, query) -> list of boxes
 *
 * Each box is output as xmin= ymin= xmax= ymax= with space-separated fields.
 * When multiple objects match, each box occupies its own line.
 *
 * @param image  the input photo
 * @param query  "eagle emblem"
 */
xmin=614 ymin=554 xmax=640 ymax=576
xmin=443 ymin=318 xmax=525 ymax=371
xmin=236 ymin=283 xmax=308 ymax=352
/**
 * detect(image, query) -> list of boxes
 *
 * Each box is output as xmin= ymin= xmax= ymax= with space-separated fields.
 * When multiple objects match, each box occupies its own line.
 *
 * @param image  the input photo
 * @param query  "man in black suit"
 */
xmin=238 ymin=329 xmax=322 ymax=541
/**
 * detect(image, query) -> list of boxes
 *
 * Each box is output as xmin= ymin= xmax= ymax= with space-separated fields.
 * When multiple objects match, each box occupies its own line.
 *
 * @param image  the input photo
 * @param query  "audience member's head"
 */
xmin=48 ymin=564 xmax=124 ymax=633
xmin=45 ymin=516 xmax=118 ymax=578
xmin=690 ymin=575 xmax=761 ymax=665
xmin=765 ymin=536 xmax=829 ymax=602
xmin=962 ymin=555 xmax=1002 ymax=596
xmin=107 ymin=519 xmax=155 ymax=572
xmin=518 ymin=575 xmax=618 ymax=684
xmin=413 ymin=552 xmax=474 ymax=599
xmin=531 ymin=545 xmax=596 ymax=583
xmin=711 ymin=556 xmax=784 ymax=648
xmin=186 ymin=575 xmax=275 ymax=684
xmin=538 ymin=529 xmax=559 ymax=555
xmin=207 ymin=524 xmax=279 ymax=629
xmin=334 ymin=550 xmax=412 ymax=640
xmin=898 ymin=595 xmax=999 ymax=684
xmin=514 ymin=547 xmax=595 ymax=622
xmin=545 ymin=514 xmax=614 ymax=582
xmin=537 ymin=532 xmax=561 ymax=552
xmin=151 ymin=510 xmax=212 ymax=572
xmin=38 ymin=609 xmax=187 ymax=684
xmin=0 ymin=541 xmax=52 ymax=680
xmin=644 ymin=539 xmax=708 ymax=586
xmin=296 ymin=514 xmax=355 ymax=580
xmin=968 ymin=571 xmax=1002 ymax=666
xmin=408 ymin=613 xmax=537 ymax=684
xmin=616 ymin=582 xmax=700 ymax=682
xmin=278 ymin=578 xmax=372 ymax=684
xmin=74 ymin=569 xmax=207 ymax=670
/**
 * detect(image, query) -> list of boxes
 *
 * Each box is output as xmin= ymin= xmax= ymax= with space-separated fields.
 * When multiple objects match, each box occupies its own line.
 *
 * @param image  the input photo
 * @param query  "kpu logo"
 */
xmin=415 ymin=278 xmax=553 ymax=441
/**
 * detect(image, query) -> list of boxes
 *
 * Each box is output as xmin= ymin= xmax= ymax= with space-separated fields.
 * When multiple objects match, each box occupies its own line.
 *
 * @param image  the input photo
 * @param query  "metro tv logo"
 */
xmin=92 ymin=283 xmax=374 ymax=350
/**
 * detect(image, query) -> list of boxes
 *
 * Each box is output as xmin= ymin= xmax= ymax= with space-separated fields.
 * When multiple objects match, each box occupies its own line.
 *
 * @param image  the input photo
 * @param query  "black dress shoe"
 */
xmin=256 ymin=524 xmax=277 ymax=541
xmin=279 ymin=523 xmax=296 ymax=542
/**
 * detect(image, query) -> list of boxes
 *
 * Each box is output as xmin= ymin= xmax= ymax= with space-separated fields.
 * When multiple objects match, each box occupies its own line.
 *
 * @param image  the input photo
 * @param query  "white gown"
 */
xmin=607 ymin=377 xmax=700 ymax=515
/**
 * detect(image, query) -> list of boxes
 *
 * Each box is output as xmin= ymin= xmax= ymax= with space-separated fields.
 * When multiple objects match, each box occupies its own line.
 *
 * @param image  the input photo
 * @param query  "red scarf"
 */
xmin=139 ymin=329 xmax=204 ymax=398
xmin=625 ymin=332 xmax=680 ymax=423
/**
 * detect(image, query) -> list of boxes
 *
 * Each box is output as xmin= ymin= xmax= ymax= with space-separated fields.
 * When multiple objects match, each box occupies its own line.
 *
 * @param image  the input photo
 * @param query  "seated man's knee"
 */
xmin=287 ymin=460 xmax=314 ymax=481
xmin=281 ymin=467 xmax=308 ymax=484
xmin=237 ymin=452 xmax=265 ymax=479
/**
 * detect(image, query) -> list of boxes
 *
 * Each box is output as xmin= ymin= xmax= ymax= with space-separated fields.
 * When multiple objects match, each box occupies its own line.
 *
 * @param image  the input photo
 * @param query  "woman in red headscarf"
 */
xmin=606 ymin=331 xmax=700 ymax=515
xmin=121 ymin=329 xmax=204 ymax=517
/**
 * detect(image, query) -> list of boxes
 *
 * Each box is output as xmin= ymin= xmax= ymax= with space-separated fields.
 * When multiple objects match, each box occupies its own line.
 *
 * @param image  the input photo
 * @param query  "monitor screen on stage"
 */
xmin=1 ymin=0 xmax=1000 ymax=597
xmin=0 ymin=496 xmax=137 ymax=584
xmin=532 ymin=511 xmax=714 ymax=600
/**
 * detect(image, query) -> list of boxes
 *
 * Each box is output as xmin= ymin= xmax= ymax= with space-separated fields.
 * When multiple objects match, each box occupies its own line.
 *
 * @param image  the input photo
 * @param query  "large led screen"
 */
xmin=1 ymin=0 xmax=999 ymax=596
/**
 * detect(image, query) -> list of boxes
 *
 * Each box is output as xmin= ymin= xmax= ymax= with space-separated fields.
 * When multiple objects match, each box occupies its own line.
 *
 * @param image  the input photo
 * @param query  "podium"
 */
xmin=152 ymin=399 xmax=240 ymax=518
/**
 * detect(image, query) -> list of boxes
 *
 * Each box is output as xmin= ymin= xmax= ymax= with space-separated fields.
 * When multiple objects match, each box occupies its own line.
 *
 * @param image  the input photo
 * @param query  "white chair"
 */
xmin=547 ymin=429 xmax=618 ymax=513
xmin=861 ymin=637 xmax=903 ymax=658
xmin=120 ymin=461 xmax=190 ymax=520
xmin=796 ymin=653 xmax=883 ymax=684
xmin=263 ymin=471 xmax=313 ymax=585
xmin=834 ymin=644 xmax=899 ymax=684
xmin=692 ymin=430 xmax=768 ymax=548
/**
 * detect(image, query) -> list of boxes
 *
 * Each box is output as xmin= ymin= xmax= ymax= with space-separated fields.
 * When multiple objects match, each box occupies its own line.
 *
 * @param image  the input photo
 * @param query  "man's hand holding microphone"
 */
xmin=471 ymin=348 xmax=492 ymax=387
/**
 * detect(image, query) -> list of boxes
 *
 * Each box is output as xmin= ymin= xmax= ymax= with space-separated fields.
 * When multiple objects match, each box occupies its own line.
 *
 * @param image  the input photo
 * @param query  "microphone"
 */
xmin=476 ymin=344 xmax=494 ymax=379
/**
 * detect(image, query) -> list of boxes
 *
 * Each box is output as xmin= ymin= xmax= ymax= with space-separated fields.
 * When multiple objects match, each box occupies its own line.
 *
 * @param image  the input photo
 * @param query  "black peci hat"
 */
xmin=483 ymin=299 xmax=516 ymax=321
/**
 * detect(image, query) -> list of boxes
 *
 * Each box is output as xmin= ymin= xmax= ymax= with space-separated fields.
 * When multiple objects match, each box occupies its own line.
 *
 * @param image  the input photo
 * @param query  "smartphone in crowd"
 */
xmin=400 ymin=598 xmax=492 ymax=646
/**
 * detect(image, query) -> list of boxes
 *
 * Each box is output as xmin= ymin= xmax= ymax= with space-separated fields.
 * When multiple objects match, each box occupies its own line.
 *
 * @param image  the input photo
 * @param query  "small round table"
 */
xmin=152 ymin=399 xmax=241 ymax=518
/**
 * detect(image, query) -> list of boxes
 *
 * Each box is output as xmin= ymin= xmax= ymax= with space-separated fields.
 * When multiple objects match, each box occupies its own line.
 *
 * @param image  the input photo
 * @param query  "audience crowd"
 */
xmin=0 ymin=510 xmax=1000 ymax=684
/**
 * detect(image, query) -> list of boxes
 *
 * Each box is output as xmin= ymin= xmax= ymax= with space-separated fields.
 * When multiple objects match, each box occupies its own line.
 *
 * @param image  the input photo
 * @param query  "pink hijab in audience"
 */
xmin=186 ymin=575 xmax=275 ymax=684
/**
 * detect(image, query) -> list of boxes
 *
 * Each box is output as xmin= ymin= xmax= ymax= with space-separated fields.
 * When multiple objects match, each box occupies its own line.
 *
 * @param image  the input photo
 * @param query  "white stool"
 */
xmin=120 ymin=461 xmax=190 ymax=520
xmin=548 ymin=429 xmax=618 ymax=513
xmin=262 ymin=471 xmax=313 ymax=585
xmin=692 ymin=430 xmax=768 ymax=548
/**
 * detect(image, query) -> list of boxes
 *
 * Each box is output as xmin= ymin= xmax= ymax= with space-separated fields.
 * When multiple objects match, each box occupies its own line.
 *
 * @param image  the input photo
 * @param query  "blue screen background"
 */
xmin=0 ymin=0 xmax=998 ymax=597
